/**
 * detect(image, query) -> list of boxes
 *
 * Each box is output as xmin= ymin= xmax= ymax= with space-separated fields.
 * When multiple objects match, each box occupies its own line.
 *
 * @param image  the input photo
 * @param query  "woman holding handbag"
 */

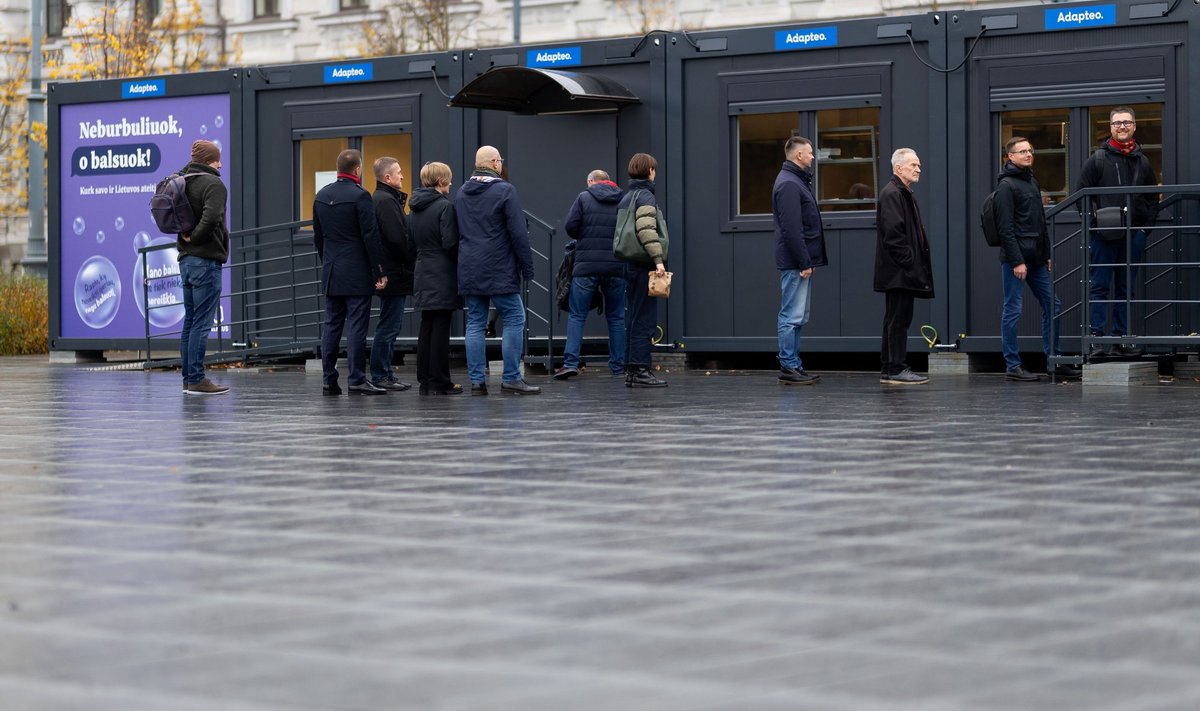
xmin=617 ymin=153 xmax=670 ymax=388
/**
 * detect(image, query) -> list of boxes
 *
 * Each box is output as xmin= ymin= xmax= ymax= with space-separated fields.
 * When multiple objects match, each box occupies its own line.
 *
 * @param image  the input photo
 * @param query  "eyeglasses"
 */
xmin=1110 ymin=120 xmax=1135 ymax=128
xmin=492 ymin=157 xmax=505 ymax=164
xmin=1011 ymin=149 xmax=1034 ymax=155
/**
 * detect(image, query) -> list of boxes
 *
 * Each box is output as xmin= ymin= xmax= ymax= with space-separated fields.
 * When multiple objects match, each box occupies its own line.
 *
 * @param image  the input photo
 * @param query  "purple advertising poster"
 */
xmin=58 ymin=94 xmax=232 ymax=341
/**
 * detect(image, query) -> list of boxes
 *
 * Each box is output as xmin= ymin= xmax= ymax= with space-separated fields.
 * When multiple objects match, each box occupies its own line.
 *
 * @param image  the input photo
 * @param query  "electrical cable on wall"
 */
xmin=907 ymin=26 xmax=988 ymax=74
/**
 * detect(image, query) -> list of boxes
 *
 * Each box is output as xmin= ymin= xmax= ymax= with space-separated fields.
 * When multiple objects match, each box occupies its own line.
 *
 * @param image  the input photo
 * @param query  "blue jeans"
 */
xmin=1001 ymin=262 xmax=1061 ymax=371
xmin=777 ymin=269 xmax=813 ymax=370
xmin=624 ymin=267 xmax=658 ymax=369
xmin=1089 ymin=230 xmax=1146 ymax=337
xmin=563 ymin=276 xmax=626 ymax=374
xmin=370 ymin=295 xmax=406 ymax=383
xmin=179 ymin=255 xmax=222 ymax=385
xmin=465 ymin=293 xmax=525 ymax=384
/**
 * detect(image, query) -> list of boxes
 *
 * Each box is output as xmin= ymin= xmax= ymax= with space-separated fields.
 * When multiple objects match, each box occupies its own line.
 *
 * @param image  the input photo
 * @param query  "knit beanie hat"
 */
xmin=191 ymin=140 xmax=220 ymax=165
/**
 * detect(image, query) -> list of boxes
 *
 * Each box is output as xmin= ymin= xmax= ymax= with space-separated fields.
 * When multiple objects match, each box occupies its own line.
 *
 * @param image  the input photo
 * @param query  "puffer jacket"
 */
xmin=616 ymin=178 xmax=665 ymax=266
xmin=772 ymin=160 xmax=828 ymax=271
xmin=565 ymin=180 xmax=624 ymax=278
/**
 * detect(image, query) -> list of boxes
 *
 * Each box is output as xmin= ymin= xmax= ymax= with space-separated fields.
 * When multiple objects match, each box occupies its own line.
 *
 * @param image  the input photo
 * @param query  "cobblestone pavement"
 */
xmin=1 ymin=355 xmax=1199 ymax=710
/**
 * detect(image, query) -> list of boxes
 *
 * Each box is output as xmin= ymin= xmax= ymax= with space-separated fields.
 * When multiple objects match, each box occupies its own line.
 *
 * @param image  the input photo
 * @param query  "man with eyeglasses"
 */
xmin=455 ymin=146 xmax=540 ymax=395
xmin=1078 ymin=107 xmax=1160 ymax=358
xmin=994 ymin=137 xmax=1081 ymax=382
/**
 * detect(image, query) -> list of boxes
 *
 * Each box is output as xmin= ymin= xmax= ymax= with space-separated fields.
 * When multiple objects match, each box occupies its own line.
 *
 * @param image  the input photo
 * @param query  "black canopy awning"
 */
xmin=449 ymin=67 xmax=640 ymax=115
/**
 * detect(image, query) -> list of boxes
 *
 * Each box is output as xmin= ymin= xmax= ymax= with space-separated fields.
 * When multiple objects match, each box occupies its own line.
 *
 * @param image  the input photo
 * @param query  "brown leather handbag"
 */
xmin=648 ymin=271 xmax=673 ymax=298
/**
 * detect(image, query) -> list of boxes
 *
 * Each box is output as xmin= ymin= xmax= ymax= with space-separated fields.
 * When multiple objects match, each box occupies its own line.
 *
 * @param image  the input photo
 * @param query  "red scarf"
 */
xmin=336 ymin=171 xmax=361 ymax=185
xmin=595 ymin=180 xmax=618 ymax=188
xmin=1108 ymin=138 xmax=1138 ymax=155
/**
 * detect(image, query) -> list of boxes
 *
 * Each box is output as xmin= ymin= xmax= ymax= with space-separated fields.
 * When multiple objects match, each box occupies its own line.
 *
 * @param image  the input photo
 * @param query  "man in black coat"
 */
xmin=772 ymin=136 xmax=828 ymax=386
xmin=313 ymin=149 xmax=388 ymax=395
xmin=994 ymin=137 xmax=1081 ymax=382
xmin=874 ymin=148 xmax=933 ymax=385
xmin=1078 ymin=106 xmax=1160 ymax=358
xmin=369 ymin=157 xmax=416 ymax=391
xmin=553 ymin=169 xmax=626 ymax=381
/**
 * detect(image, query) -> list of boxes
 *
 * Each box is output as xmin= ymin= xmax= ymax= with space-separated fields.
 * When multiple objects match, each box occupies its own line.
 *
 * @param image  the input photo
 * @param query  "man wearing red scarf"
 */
xmin=1078 ymin=107 xmax=1160 ymax=358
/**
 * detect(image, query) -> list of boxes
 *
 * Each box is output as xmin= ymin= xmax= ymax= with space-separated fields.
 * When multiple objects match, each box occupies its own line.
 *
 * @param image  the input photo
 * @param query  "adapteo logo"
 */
xmin=69 ymin=143 xmax=161 ymax=176
xmin=526 ymin=47 xmax=582 ymax=68
xmin=324 ymin=63 xmax=374 ymax=84
xmin=1045 ymin=4 xmax=1116 ymax=30
xmin=774 ymin=26 xmax=839 ymax=51
xmin=121 ymin=79 xmax=165 ymax=99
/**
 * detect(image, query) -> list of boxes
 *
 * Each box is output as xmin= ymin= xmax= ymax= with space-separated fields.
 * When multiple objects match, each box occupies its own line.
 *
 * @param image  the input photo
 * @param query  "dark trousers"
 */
xmin=881 ymin=290 xmax=916 ymax=376
xmin=417 ymin=309 xmax=453 ymax=389
xmin=322 ymin=295 xmax=371 ymax=387
xmin=624 ymin=266 xmax=657 ymax=369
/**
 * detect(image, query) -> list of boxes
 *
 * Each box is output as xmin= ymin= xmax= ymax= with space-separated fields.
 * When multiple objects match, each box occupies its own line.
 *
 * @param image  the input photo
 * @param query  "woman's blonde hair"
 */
xmin=420 ymin=161 xmax=452 ymax=187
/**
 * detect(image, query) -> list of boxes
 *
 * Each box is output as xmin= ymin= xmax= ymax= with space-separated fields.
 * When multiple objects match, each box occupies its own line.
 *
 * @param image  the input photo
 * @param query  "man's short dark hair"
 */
xmin=1110 ymin=106 xmax=1136 ymax=121
xmin=337 ymin=149 xmax=362 ymax=174
xmin=627 ymin=153 xmax=658 ymax=180
xmin=1005 ymin=136 xmax=1030 ymax=154
xmin=784 ymin=136 xmax=812 ymax=159
xmin=373 ymin=156 xmax=399 ymax=181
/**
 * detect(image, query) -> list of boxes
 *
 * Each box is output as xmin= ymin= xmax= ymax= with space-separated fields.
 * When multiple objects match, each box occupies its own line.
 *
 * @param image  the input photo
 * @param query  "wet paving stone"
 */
xmin=2 ymin=355 xmax=1200 ymax=709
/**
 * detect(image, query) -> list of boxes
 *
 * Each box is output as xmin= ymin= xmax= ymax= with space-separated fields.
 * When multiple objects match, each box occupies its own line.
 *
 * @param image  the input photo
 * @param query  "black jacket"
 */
xmin=874 ymin=175 xmax=934 ymax=297
xmin=565 ymin=181 xmax=624 ymax=278
xmin=409 ymin=187 xmax=460 ymax=311
xmin=994 ymin=161 xmax=1050 ymax=267
xmin=454 ymin=170 xmax=534 ymax=296
xmin=312 ymin=177 xmax=385 ymax=297
xmin=1078 ymin=140 xmax=1159 ymax=227
xmin=176 ymin=162 xmax=229 ymax=263
xmin=372 ymin=183 xmax=415 ymax=296
xmin=772 ymin=161 xmax=828 ymax=271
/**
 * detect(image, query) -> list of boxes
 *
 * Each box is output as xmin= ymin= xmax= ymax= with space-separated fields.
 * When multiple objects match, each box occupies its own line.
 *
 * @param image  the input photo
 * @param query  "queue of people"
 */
xmin=179 ymin=119 xmax=1154 ymax=396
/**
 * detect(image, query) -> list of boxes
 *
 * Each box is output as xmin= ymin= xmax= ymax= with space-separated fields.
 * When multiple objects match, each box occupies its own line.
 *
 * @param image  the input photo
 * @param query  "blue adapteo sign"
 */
xmin=527 ymin=47 xmax=582 ymax=68
xmin=1045 ymin=5 xmax=1117 ymax=31
xmin=122 ymin=79 xmax=165 ymax=99
xmin=324 ymin=63 xmax=373 ymax=84
xmin=775 ymin=26 xmax=839 ymax=51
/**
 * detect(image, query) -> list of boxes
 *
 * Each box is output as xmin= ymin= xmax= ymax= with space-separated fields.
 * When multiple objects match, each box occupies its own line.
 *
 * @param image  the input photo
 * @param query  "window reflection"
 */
xmin=736 ymin=112 xmax=799 ymax=216
xmin=999 ymin=108 xmax=1069 ymax=204
xmin=815 ymin=107 xmax=879 ymax=212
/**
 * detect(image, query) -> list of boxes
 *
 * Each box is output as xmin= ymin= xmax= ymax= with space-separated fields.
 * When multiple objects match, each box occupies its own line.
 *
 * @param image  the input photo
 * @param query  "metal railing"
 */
xmin=1045 ymin=183 xmax=1200 ymax=372
xmin=521 ymin=209 xmax=557 ymax=369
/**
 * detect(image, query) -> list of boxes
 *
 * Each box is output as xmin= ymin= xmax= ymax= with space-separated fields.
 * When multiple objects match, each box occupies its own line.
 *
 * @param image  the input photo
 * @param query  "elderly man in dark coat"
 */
xmin=455 ymin=145 xmax=540 ymax=395
xmin=369 ymin=156 xmax=415 ymax=391
xmin=313 ymin=149 xmax=388 ymax=395
xmin=874 ymin=147 xmax=934 ymax=385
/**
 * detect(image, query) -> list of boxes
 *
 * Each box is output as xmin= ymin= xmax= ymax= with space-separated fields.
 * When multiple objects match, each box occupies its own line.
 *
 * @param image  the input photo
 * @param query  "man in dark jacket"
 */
xmin=772 ymin=136 xmax=828 ymax=386
xmin=455 ymin=145 xmax=540 ymax=395
xmin=313 ymin=149 xmax=388 ymax=395
xmin=874 ymin=148 xmax=933 ymax=385
xmin=1078 ymin=106 xmax=1160 ymax=357
xmin=369 ymin=156 xmax=415 ymax=391
xmin=553 ymin=169 xmax=626 ymax=380
xmin=178 ymin=139 xmax=230 ymax=396
xmin=995 ymin=138 xmax=1081 ymax=382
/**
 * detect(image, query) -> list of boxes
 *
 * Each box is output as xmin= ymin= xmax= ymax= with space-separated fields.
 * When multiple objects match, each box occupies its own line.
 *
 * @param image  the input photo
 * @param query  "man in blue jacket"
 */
xmin=455 ymin=146 xmax=540 ymax=395
xmin=313 ymin=149 xmax=388 ymax=395
xmin=554 ymin=169 xmax=625 ymax=380
xmin=773 ymin=136 xmax=828 ymax=385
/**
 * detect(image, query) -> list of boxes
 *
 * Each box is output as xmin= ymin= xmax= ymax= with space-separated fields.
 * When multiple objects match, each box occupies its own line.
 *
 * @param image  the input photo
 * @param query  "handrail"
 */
xmin=522 ymin=209 xmax=556 ymax=369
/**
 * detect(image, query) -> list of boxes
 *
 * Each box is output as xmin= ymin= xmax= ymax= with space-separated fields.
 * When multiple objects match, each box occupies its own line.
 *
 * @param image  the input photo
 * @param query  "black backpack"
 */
xmin=149 ymin=172 xmax=204 ymax=234
xmin=979 ymin=177 xmax=1015 ymax=247
xmin=555 ymin=241 xmax=577 ymax=312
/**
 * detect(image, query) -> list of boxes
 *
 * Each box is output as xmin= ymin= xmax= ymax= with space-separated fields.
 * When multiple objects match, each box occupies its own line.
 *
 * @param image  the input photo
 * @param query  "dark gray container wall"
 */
xmin=240 ymin=53 xmax=463 ymax=349
xmin=947 ymin=0 xmax=1199 ymax=354
xmin=665 ymin=17 xmax=949 ymax=354
xmin=461 ymin=41 xmax=662 ymax=344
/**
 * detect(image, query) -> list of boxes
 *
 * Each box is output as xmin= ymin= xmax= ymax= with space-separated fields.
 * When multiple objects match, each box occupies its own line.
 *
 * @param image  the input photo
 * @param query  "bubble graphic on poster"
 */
xmin=200 ymin=124 xmax=208 ymax=135
xmin=72 ymin=216 xmax=86 ymax=235
xmin=132 ymin=235 xmax=185 ymax=328
xmin=114 ymin=216 xmax=125 ymax=231
xmin=74 ymin=256 xmax=121 ymax=329
xmin=95 ymin=230 xmax=106 ymax=244
xmin=132 ymin=230 xmax=153 ymax=251
xmin=211 ymin=139 xmax=222 ymax=152
xmin=214 ymin=115 xmax=224 ymax=128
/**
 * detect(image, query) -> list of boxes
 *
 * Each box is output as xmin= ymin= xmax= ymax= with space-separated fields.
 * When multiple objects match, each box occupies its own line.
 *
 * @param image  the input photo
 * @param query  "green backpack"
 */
xmin=613 ymin=190 xmax=669 ymax=266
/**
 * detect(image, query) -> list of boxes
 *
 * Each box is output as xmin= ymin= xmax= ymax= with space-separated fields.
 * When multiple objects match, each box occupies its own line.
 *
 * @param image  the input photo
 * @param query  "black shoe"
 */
xmin=375 ymin=377 xmax=412 ymax=392
xmin=421 ymin=383 xmax=463 ymax=395
xmin=628 ymin=369 xmax=668 ymax=388
xmin=553 ymin=366 xmax=580 ymax=380
xmin=1087 ymin=345 xmax=1107 ymax=359
xmin=501 ymin=379 xmax=542 ymax=395
xmin=1112 ymin=343 xmax=1144 ymax=357
xmin=348 ymin=381 xmax=387 ymax=395
xmin=470 ymin=383 xmax=488 ymax=396
xmin=1005 ymin=366 xmax=1042 ymax=382
xmin=322 ymin=383 xmax=342 ymax=396
xmin=1053 ymin=365 xmax=1083 ymax=380
xmin=779 ymin=367 xmax=819 ymax=385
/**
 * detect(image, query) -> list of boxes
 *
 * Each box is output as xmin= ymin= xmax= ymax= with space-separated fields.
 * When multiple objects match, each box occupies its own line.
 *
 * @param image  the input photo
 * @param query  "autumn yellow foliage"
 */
xmin=0 ymin=273 xmax=49 ymax=355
